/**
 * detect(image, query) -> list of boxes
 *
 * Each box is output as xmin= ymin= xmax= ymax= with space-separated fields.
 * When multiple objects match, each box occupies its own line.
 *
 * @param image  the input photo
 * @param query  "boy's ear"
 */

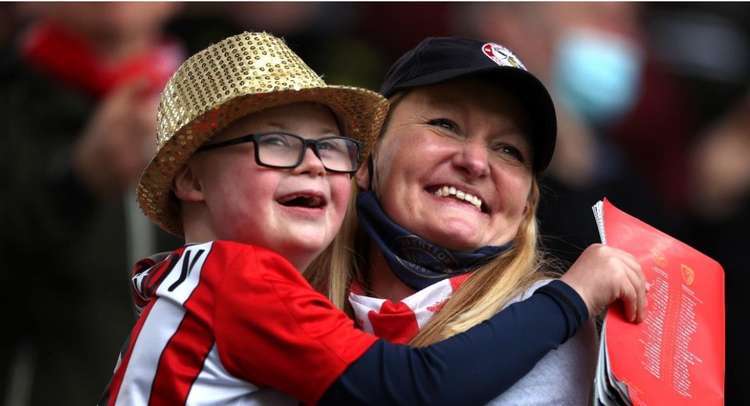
xmin=173 ymin=163 xmax=204 ymax=202
xmin=355 ymin=156 xmax=371 ymax=190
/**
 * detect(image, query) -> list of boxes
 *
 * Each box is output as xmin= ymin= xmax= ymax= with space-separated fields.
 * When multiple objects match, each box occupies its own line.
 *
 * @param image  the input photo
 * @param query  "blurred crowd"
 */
xmin=0 ymin=2 xmax=747 ymax=405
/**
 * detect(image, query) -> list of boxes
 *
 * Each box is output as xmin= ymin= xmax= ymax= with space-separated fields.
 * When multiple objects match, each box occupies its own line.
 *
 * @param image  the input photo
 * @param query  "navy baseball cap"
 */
xmin=380 ymin=37 xmax=557 ymax=173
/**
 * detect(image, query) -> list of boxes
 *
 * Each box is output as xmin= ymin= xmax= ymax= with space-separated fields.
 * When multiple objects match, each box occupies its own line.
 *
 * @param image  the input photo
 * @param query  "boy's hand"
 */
xmin=560 ymin=244 xmax=647 ymax=323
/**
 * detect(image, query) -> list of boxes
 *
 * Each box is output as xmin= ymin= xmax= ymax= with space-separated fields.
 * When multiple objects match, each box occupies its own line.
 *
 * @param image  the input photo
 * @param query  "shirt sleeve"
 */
xmin=320 ymin=280 xmax=590 ymax=406
xmin=212 ymin=243 xmax=378 ymax=403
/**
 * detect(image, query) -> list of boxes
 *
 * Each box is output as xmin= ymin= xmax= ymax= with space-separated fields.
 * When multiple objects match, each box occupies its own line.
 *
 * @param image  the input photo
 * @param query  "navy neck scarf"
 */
xmin=357 ymin=191 xmax=511 ymax=291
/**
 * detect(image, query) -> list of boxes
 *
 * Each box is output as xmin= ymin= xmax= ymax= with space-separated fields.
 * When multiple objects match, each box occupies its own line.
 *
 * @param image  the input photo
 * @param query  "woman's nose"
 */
xmin=452 ymin=139 xmax=490 ymax=179
xmin=293 ymin=146 xmax=326 ymax=176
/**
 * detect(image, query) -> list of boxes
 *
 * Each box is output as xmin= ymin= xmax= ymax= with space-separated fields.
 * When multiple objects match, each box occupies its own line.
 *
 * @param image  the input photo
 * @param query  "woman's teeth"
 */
xmin=433 ymin=186 xmax=482 ymax=210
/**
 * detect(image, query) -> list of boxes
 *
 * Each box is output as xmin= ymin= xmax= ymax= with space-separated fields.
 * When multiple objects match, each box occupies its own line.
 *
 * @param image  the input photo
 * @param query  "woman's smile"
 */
xmin=369 ymin=77 xmax=533 ymax=250
xmin=426 ymin=184 xmax=487 ymax=212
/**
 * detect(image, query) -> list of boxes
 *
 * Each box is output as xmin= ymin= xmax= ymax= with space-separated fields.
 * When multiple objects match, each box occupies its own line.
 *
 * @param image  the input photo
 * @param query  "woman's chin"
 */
xmin=420 ymin=228 xmax=482 ymax=252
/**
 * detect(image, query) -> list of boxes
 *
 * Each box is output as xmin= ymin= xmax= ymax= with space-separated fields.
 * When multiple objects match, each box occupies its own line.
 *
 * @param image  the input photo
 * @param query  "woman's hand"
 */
xmin=560 ymin=244 xmax=647 ymax=323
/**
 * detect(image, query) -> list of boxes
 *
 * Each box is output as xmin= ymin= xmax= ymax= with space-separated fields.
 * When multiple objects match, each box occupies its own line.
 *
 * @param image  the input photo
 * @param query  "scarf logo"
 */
xmin=395 ymin=235 xmax=458 ymax=268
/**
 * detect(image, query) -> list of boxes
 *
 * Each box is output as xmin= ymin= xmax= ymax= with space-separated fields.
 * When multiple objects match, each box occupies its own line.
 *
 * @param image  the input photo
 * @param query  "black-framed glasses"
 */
xmin=196 ymin=132 xmax=363 ymax=174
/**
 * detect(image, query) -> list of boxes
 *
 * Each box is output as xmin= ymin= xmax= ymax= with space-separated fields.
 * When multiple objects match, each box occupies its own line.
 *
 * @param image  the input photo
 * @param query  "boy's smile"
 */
xmin=276 ymin=189 xmax=329 ymax=220
xmin=180 ymin=102 xmax=352 ymax=270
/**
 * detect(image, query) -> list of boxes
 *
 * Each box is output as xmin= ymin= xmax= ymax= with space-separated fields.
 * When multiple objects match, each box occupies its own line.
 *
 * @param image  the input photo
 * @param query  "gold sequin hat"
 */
xmin=137 ymin=32 xmax=389 ymax=235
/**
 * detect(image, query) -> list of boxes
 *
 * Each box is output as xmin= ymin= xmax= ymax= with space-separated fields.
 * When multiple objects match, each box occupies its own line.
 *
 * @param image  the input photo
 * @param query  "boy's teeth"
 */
xmin=433 ymin=186 xmax=482 ymax=210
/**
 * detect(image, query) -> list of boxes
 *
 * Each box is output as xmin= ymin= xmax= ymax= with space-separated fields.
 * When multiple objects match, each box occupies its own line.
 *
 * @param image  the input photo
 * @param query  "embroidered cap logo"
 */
xmin=481 ymin=43 xmax=526 ymax=70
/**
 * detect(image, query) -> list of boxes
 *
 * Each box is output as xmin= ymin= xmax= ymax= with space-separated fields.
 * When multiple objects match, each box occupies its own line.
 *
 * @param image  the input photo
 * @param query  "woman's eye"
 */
xmin=492 ymin=143 xmax=525 ymax=163
xmin=427 ymin=118 xmax=458 ymax=132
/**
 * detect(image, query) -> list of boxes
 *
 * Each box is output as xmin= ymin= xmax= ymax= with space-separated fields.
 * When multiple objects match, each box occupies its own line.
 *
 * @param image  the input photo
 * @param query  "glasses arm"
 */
xmin=196 ymin=134 xmax=257 ymax=153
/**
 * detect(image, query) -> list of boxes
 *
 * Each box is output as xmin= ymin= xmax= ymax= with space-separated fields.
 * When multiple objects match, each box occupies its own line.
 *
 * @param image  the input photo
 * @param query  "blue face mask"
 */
xmin=554 ymin=28 xmax=643 ymax=125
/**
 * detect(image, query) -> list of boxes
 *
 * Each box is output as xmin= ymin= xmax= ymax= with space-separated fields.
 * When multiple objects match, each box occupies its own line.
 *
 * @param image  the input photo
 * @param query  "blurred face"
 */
xmin=189 ymin=103 xmax=352 ymax=266
xmin=365 ymin=78 xmax=534 ymax=251
xmin=41 ymin=2 xmax=178 ymax=43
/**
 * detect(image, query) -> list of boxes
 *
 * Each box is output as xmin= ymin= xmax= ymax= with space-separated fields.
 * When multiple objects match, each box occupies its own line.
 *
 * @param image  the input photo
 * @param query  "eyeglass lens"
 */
xmin=256 ymin=133 xmax=359 ymax=172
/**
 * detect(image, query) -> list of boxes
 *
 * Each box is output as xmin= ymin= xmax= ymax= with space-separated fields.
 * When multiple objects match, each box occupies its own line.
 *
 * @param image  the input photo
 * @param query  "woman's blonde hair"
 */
xmin=305 ymin=90 xmax=556 ymax=346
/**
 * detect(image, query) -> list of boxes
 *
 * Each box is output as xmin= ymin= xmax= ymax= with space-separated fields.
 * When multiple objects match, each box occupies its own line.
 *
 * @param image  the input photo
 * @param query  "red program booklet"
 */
xmin=592 ymin=199 xmax=725 ymax=406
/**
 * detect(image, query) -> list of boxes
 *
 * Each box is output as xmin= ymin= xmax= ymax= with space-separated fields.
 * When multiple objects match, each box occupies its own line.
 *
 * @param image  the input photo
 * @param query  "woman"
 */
xmin=309 ymin=37 xmax=645 ymax=404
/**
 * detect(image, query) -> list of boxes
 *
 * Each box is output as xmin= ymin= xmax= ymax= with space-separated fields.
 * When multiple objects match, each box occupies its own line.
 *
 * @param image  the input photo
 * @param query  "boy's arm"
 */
xmin=214 ymin=245 xmax=587 ymax=405
xmin=319 ymin=281 xmax=585 ymax=406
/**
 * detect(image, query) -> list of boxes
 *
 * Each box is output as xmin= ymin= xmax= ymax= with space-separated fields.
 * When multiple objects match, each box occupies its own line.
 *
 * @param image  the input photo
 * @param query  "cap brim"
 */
xmin=387 ymin=65 xmax=556 ymax=173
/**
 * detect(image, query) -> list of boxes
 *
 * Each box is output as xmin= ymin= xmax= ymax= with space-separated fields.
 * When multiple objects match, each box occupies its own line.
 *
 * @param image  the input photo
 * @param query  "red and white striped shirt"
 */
xmin=102 ymin=241 xmax=376 ymax=405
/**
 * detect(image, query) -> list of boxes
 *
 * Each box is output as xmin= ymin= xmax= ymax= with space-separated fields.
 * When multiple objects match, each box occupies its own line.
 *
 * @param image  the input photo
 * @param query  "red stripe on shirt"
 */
xmin=148 ymin=253 xmax=219 ymax=405
xmin=106 ymin=300 xmax=159 ymax=406
xmin=131 ymin=249 xmax=183 ymax=312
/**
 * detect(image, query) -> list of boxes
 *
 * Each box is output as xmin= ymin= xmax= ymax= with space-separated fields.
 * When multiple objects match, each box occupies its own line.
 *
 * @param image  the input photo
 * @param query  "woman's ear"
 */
xmin=173 ymin=162 xmax=205 ymax=202
xmin=355 ymin=155 xmax=373 ymax=190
